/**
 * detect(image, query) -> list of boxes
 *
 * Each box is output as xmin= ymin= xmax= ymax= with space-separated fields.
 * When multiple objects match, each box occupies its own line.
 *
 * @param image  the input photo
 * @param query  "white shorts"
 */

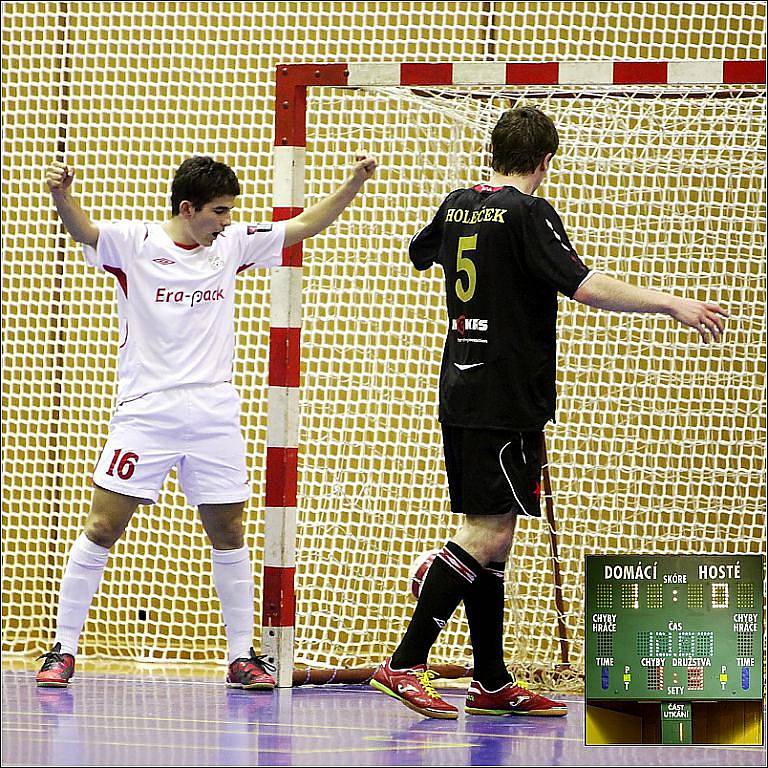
xmin=93 ymin=383 xmax=251 ymax=506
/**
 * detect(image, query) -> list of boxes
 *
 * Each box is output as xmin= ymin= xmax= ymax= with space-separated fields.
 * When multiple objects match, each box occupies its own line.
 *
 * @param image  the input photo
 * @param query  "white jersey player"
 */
xmin=37 ymin=154 xmax=377 ymax=689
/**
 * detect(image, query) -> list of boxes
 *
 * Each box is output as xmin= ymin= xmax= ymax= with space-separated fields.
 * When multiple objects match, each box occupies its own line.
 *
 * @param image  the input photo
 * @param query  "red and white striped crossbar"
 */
xmin=348 ymin=60 xmax=766 ymax=87
xmin=272 ymin=61 xmax=766 ymax=105
xmin=262 ymin=59 xmax=766 ymax=686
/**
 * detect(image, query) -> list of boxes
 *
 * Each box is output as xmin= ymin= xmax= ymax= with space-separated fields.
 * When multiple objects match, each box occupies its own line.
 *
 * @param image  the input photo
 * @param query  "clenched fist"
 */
xmin=46 ymin=161 xmax=75 ymax=195
xmin=352 ymin=155 xmax=377 ymax=183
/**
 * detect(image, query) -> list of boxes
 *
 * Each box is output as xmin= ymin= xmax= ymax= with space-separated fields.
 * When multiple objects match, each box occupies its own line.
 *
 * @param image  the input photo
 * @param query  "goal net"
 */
xmin=288 ymin=81 xmax=766 ymax=685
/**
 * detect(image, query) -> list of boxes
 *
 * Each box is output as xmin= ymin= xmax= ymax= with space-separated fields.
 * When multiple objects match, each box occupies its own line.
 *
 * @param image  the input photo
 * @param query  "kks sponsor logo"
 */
xmin=452 ymin=315 xmax=488 ymax=335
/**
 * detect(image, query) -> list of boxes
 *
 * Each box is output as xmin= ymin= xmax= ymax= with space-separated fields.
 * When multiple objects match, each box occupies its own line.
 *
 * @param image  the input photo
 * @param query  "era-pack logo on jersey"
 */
xmin=155 ymin=286 xmax=225 ymax=307
xmin=452 ymin=315 xmax=488 ymax=336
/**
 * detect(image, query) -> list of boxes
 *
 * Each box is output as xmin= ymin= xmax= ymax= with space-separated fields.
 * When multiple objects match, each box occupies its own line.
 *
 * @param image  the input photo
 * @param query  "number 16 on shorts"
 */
xmin=93 ymin=444 xmax=154 ymax=503
xmin=104 ymin=449 xmax=140 ymax=480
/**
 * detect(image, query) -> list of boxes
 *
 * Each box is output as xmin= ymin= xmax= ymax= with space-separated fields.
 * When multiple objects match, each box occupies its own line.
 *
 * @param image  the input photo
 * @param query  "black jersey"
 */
xmin=410 ymin=184 xmax=591 ymax=431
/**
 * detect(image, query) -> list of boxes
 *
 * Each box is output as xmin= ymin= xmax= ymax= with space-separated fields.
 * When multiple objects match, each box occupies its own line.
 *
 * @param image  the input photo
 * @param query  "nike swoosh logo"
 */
xmin=453 ymin=362 xmax=485 ymax=371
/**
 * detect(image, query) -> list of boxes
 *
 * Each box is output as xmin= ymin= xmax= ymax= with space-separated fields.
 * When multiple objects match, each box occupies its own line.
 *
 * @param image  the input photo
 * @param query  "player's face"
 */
xmin=187 ymin=196 xmax=236 ymax=247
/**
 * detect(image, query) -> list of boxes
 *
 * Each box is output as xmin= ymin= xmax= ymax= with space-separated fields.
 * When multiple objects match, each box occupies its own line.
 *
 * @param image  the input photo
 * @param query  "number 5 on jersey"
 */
xmin=105 ymin=449 xmax=140 ymax=480
xmin=455 ymin=234 xmax=478 ymax=302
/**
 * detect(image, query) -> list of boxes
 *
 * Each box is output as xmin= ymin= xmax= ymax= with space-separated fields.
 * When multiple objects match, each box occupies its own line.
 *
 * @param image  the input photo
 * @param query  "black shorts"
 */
xmin=441 ymin=424 xmax=544 ymax=517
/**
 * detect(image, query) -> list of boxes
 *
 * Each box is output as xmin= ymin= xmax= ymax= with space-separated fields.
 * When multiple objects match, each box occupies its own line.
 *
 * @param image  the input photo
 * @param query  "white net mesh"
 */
xmin=2 ymin=3 xmax=765 ymax=683
xmin=294 ymin=84 xmax=766 ymax=680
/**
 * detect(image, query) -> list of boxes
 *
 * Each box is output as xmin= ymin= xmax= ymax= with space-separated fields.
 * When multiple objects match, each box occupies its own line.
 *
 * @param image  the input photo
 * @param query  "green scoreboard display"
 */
xmin=585 ymin=555 xmax=764 ymax=701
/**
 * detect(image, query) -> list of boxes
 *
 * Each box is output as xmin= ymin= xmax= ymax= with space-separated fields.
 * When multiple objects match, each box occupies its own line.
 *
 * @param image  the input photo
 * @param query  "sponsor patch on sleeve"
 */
xmin=247 ymin=223 xmax=273 ymax=235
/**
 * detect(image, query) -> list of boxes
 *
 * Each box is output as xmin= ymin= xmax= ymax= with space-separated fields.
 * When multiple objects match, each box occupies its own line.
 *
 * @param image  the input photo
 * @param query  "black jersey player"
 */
xmin=371 ymin=107 xmax=728 ymax=719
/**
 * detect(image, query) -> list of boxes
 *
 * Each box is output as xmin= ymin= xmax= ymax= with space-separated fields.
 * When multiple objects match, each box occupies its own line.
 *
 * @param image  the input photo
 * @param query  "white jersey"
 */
xmin=83 ymin=221 xmax=285 ymax=402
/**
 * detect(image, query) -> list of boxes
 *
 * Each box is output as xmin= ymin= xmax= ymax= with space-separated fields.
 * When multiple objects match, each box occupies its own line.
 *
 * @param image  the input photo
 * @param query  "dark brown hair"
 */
xmin=491 ymin=107 xmax=559 ymax=176
xmin=171 ymin=156 xmax=240 ymax=215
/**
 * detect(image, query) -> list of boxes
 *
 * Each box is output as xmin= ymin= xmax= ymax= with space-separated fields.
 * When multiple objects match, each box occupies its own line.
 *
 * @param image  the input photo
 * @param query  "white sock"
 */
xmin=54 ymin=533 xmax=110 ymax=656
xmin=211 ymin=546 xmax=254 ymax=664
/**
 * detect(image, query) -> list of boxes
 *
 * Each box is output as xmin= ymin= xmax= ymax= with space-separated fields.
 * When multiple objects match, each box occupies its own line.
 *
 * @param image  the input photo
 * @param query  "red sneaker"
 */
xmin=226 ymin=648 xmax=277 ymax=690
xmin=370 ymin=658 xmax=459 ymax=719
xmin=465 ymin=680 xmax=567 ymax=716
xmin=36 ymin=643 xmax=75 ymax=688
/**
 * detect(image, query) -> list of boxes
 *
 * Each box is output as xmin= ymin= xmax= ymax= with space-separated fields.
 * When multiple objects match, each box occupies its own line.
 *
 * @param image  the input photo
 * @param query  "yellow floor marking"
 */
xmin=6 ymin=734 xmax=472 ymax=755
xmin=0 ymin=708 xmax=579 ymax=744
xmin=3 ymin=723 xmax=333 ymax=739
xmin=8 ymin=707 xmax=763 ymax=751
xmin=363 ymin=736 xmax=476 ymax=747
xmin=4 ymin=708 xmax=535 ymax=736
xmin=0 ymin=708 xmax=575 ymax=747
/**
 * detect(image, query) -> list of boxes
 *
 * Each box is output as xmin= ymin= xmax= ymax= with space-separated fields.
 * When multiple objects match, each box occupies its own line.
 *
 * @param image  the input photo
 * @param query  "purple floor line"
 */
xmin=2 ymin=669 xmax=765 ymax=766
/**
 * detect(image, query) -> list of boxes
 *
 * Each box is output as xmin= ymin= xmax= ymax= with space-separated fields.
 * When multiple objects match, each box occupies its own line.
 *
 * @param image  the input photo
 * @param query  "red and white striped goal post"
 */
xmin=262 ymin=60 xmax=767 ymax=687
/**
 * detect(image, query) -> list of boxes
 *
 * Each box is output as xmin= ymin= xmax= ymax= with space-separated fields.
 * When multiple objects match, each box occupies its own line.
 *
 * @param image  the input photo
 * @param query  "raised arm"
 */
xmin=573 ymin=272 xmax=729 ymax=344
xmin=283 ymin=156 xmax=376 ymax=248
xmin=46 ymin=161 xmax=99 ymax=248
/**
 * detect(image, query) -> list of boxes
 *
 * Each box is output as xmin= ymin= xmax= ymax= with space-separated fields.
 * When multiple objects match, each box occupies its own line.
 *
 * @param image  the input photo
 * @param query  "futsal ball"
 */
xmin=410 ymin=550 xmax=439 ymax=600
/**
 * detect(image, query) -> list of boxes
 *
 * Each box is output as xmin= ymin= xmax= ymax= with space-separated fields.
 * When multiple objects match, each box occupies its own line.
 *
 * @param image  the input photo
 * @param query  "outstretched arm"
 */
xmin=46 ymin=161 xmax=99 ymax=247
xmin=573 ymin=272 xmax=729 ymax=344
xmin=283 ymin=155 xmax=376 ymax=248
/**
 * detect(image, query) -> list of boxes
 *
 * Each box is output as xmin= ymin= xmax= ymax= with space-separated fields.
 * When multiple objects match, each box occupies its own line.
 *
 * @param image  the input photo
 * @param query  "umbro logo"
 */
xmin=153 ymin=258 xmax=176 ymax=265
xmin=433 ymin=617 xmax=447 ymax=629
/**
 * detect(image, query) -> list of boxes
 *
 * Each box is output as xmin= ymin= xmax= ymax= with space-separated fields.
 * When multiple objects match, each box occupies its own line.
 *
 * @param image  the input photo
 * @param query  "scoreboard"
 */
xmin=585 ymin=555 xmax=764 ymax=701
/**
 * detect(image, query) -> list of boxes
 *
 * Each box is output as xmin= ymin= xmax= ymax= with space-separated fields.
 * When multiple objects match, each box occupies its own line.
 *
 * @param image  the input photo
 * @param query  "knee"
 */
xmin=203 ymin=513 xmax=244 ymax=550
xmin=491 ymin=533 xmax=514 ymax=563
xmin=455 ymin=515 xmax=515 ymax=564
xmin=86 ymin=487 xmax=138 ymax=548
xmin=210 ymin=531 xmax=244 ymax=551
xmin=83 ymin=520 xmax=120 ymax=550
xmin=483 ymin=527 xmax=514 ymax=563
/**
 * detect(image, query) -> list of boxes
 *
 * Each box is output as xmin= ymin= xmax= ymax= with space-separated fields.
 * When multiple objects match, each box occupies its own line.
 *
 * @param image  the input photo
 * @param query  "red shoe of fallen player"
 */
xmin=226 ymin=648 xmax=277 ymax=690
xmin=465 ymin=680 xmax=568 ymax=716
xmin=36 ymin=643 xmax=76 ymax=688
xmin=370 ymin=658 xmax=459 ymax=719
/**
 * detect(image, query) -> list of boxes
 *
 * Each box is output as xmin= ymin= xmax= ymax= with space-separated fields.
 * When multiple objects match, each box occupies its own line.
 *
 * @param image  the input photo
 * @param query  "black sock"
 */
xmin=464 ymin=560 xmax=514 ymax=690
xmin=391 ymin=542 xmax=483 ymax=669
